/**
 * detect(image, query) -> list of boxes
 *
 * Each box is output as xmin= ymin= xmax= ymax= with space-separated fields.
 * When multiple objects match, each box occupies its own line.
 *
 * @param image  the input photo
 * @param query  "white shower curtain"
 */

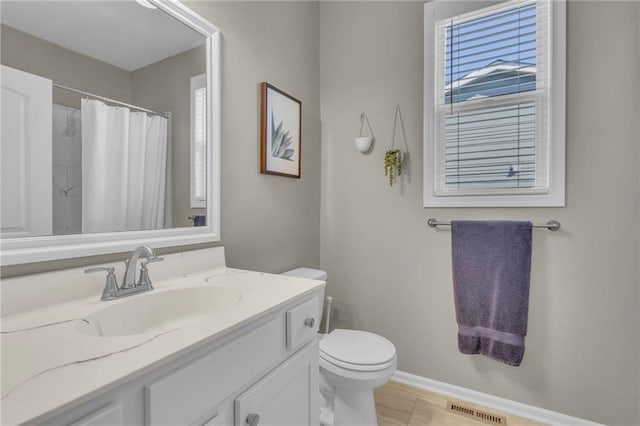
xmin=81 ymin=99 xmax=168 ymax=234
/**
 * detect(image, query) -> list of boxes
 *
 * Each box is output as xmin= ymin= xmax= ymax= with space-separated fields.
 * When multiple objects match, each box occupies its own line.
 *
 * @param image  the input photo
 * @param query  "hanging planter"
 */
xmin=384 ymin=105 xmax=409 ymax=186
xmin=355 ymin=112 xmax=375 ymax=153
xmin=384 ymin=149 xmax=403 ymax=186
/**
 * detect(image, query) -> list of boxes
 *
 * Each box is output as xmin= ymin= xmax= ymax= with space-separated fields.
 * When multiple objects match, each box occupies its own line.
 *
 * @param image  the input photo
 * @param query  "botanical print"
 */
xmin=261 ymin=82 xmax=301 ymax=178
xmin=270 ymin=111 xmax=295 ymax=160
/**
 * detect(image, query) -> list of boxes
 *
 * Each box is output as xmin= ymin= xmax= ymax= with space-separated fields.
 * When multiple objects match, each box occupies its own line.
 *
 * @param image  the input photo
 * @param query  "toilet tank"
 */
xmin=282 ymin=267 xmax=327 ymax=281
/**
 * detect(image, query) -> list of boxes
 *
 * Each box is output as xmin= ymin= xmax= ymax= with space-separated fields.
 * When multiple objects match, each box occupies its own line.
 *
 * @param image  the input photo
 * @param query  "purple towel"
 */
xmin=451 ymin=221 xmax=532 ymax=366
xmin=193 ymin=215 xmax=206 ymax=227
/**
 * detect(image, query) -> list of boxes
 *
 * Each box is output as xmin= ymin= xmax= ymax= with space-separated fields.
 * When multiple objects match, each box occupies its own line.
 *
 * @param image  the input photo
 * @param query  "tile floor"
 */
xmin=374 ymin=381 xmax=545 ymax=426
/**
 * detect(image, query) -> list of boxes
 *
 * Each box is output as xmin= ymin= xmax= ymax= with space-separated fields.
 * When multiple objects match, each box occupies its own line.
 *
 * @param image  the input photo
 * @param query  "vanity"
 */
xmin=1 ymin=247 xmax=325 ymax=425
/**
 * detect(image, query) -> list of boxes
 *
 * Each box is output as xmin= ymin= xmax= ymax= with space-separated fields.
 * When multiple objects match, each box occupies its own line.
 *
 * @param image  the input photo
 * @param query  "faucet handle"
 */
xmin=142 ymin=256 xmax=164 ymax=267
xmin=85 ymin=266 xmax=119 ymax=301
xmin=138 ymin=257 xmax=164 ymax=289
xmin=85 ymin=266 xmax=115 ymax=274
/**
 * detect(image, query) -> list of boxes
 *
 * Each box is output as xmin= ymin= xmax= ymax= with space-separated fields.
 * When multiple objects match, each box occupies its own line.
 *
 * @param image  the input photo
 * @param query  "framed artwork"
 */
xmin=260 ymin=82 xmax=302 ymax=178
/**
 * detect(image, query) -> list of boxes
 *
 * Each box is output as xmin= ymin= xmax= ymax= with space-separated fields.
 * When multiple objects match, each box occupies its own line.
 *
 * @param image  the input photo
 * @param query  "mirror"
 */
xmin=0 ymin=0 xmax=221 ymax=265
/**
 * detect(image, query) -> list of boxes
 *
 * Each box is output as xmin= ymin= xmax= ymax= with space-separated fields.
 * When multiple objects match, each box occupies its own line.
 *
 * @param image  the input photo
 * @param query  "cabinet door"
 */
xmin=234 ymin=341 xmax=319 ymax=426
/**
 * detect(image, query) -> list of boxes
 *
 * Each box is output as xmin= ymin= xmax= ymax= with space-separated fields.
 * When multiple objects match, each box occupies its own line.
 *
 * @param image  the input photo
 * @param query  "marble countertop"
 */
xmin=1 ymin=266 xmax=324 ymax=425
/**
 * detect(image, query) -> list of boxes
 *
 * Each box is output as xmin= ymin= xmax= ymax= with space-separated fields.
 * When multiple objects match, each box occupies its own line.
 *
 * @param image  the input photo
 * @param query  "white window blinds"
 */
xmin=434 ymin=0 xmax=550 ymax=195
xmin=190 ymin=74 xmax=207 ymax=208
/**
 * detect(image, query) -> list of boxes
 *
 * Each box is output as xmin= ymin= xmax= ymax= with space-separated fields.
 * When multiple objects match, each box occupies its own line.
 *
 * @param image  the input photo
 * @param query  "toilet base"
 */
xmin=319 ymin=406 xmax=334 ymax=426
xmin=319 ymin=388 xmax=378 ymax=426
xmin=319 ymin=360 xmax=396 ymax=426
xmin=333 ymin=386 xmax=378 ymax=426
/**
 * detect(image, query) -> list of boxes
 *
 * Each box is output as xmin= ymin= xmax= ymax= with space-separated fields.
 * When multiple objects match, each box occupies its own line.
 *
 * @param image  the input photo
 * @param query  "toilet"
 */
xmin=282 ymin=268 xmax=397 ymax=426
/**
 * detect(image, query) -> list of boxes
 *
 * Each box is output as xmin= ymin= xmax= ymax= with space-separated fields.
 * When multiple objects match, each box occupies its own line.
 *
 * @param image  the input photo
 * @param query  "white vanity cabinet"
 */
xmin=42 ymin=294 xmax=321 ymax=426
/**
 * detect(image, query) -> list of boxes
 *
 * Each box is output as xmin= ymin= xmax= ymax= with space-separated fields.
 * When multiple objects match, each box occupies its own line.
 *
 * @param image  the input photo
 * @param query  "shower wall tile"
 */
xmin=52 ymin=104 xmax=82 ymax=235
xmin=52 ymin=166 xmax=67 ymax=197
xmin=69 ymin=197 xmax=82 ymax=228
xmin=67 ymin=166 xmax=82 ymax=198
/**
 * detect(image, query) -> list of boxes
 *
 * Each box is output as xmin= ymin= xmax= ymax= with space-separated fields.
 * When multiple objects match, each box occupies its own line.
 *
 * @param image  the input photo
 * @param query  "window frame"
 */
xmin=423 ymin=0 xmax=566 ymax=207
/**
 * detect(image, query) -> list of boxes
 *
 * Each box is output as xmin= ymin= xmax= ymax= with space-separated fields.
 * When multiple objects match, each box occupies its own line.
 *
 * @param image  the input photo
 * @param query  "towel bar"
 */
xmin=427 ymin=218 xmax=561 ymax=232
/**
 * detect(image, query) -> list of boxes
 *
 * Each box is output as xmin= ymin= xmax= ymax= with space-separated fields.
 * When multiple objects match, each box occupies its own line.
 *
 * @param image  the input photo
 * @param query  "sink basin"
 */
xmin=76 ymin=286 xmax=242 ymax=337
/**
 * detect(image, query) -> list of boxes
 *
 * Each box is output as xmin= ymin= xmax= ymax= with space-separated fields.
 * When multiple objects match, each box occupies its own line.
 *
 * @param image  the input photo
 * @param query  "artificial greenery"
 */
xmin=384 ymin=149 xmax=403 ymax=186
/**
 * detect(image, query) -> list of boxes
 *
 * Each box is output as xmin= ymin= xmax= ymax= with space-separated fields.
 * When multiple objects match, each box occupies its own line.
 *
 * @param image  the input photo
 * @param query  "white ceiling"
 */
xmin=0 ymin=1 xmax=206 ymax=72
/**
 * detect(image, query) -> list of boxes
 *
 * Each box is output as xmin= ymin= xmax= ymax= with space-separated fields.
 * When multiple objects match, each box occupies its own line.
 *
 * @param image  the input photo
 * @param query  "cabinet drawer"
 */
xmin=69 ymin=404 xmax=122 ymax=426
xmin=286 ymin=298 xmax=319 ymax=351
xmin=145 ymin=318 xmax=283 ymax=426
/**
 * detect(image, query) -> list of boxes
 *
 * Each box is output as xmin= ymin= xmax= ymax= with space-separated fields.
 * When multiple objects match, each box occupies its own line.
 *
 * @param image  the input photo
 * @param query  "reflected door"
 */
xmin=1 ymin=65 xmax=52 ymax=237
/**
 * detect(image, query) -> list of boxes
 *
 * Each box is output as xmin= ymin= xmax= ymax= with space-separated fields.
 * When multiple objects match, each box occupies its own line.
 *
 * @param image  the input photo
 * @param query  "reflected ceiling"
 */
xmin=0 ymin=1 xmax=205 ymax=71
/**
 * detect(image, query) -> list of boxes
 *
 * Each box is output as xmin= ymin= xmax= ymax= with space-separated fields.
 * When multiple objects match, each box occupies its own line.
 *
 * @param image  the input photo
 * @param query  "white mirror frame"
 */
xmin=0 ymin=0 xmax=221 ymax=266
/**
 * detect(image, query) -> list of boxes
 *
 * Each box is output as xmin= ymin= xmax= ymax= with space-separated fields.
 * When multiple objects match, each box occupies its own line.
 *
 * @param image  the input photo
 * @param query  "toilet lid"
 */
xmin=319 ymin=329 xmax=396 ymax=366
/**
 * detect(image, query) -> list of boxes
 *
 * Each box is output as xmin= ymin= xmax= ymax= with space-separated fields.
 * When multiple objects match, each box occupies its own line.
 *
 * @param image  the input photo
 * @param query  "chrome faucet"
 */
xmin=85 ymin=245 xmax=164 ymax=301
xmin=122 ymin=245 xmax=159 ymax=289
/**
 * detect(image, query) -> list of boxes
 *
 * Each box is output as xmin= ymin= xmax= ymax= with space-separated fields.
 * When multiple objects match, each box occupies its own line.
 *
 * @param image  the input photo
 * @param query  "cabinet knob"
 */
xmin=304 ymin=318 xmax=315 ymax=328
xmin=246 ymin=413 xmax=260 ymax=426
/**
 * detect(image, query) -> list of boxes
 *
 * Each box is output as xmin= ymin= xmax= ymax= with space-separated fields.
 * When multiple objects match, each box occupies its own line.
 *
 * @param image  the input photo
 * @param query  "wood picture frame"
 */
xmin=260 ymin=82 xmax=302 ymax=178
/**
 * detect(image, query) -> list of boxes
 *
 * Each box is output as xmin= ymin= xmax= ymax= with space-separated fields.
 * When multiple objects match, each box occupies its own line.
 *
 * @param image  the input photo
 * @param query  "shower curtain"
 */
xmin=81 ymin=99 xmax=168 ymax=233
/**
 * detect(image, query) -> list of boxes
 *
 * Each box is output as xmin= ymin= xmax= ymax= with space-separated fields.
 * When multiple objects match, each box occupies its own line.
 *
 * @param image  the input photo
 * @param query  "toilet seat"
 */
xmin=320 ymin=350 xmax=396 ymax=372
xmin=319 ymin=329 xmax=396 ymax=372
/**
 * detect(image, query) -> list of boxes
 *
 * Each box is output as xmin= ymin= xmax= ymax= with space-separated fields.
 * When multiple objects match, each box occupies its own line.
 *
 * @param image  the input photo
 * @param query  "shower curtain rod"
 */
xmin=427 ymin=218 xmax=561 ymax=231
xmin=53 ymin=83 xmax=170 ymax=118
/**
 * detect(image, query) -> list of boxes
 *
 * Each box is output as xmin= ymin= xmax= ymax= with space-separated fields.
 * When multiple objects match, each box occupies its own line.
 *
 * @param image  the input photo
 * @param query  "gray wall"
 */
xmin=319 ymin=2 xmax=639 ymax=425
xmin=187 ymin=1 xmax=322 ymax=273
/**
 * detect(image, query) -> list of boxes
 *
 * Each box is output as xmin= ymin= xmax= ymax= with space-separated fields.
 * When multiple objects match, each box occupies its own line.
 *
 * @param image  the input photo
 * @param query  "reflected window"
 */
xmin=190 ymin=73 xmax=207 ymax=209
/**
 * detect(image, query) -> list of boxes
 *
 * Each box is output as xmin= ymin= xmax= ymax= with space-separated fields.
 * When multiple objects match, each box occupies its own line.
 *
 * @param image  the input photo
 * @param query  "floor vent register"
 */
xmin=446 ymin=401 xmax=507 ymax=425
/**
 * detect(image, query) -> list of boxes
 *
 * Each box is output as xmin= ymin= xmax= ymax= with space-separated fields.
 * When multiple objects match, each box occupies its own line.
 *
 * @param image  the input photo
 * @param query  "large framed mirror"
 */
xmin=0 ymin=0 xmax=220 ymax=265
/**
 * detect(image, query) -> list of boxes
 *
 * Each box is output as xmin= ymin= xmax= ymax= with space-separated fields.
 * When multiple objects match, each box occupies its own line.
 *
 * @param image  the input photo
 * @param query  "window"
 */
xmin=424 ymin=0 xmax=565 ymax=207
xmin=191 ymin=73 xmax=207 ymax=209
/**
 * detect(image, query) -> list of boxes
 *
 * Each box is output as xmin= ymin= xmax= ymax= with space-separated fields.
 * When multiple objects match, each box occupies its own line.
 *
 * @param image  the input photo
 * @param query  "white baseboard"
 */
xmin=392 ymin=371 xmax=603 ymax=426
